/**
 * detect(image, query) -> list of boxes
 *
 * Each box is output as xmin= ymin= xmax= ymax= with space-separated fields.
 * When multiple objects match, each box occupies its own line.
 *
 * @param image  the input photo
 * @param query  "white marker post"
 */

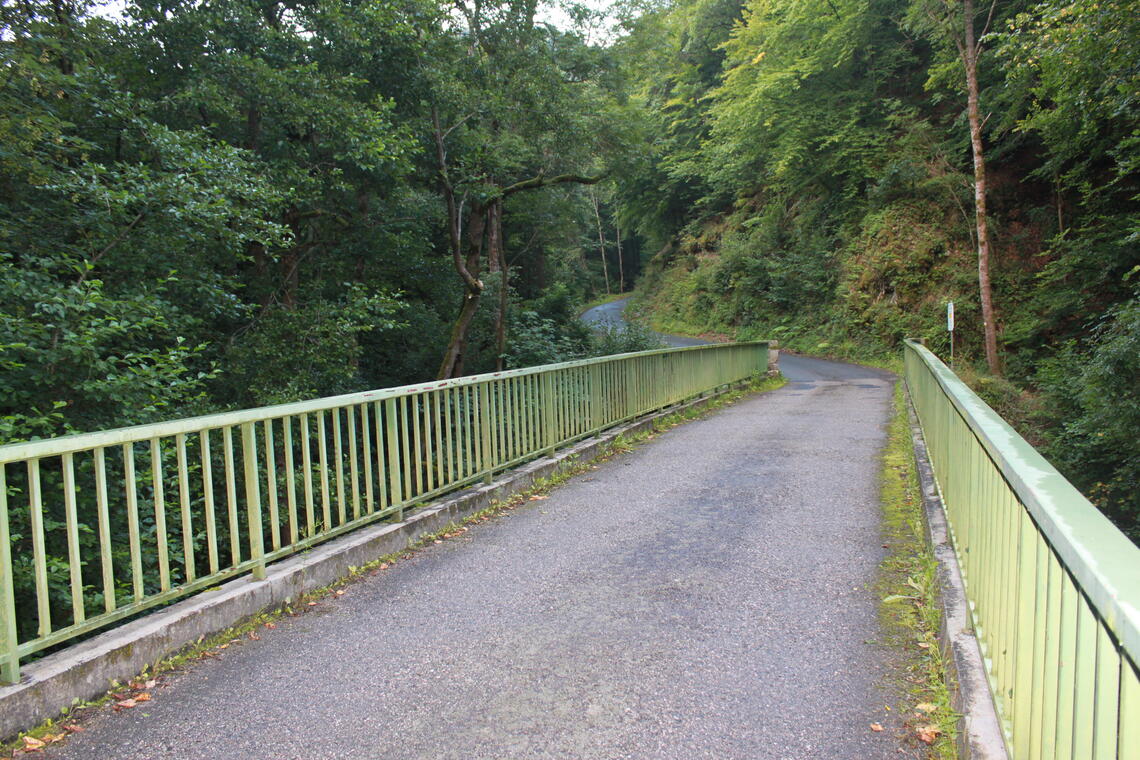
xmin=947 ymin=301 xmax=955 ymax=369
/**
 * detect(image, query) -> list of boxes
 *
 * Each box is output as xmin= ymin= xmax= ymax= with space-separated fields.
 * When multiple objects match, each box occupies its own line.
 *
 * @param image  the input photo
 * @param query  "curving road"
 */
xmin=581 ymin=297 xmax=709 ymax=348
xmin=581 ymin=296 xmax=860 ymax=384
xmin=45 ymin=312 xmax=902 ymax=760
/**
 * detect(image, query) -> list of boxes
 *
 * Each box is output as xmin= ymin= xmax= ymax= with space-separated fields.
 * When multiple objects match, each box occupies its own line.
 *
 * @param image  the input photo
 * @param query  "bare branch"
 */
xmin=502 ymin=171 xmax=608 ymax=196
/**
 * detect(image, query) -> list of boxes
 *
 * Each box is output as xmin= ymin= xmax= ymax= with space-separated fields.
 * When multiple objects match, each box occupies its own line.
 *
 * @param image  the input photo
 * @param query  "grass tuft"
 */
xmin=877 ymin=381 xmax=958 ymax=758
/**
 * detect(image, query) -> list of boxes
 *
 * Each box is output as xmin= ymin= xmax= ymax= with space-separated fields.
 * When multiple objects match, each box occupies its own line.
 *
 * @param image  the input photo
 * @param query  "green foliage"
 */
xmin=614 ymin=0 xmax=1138 ymax=537
xmin=588 ymin=323 xmax=667 ymax=356
xmin=997 ymin=0 xmax=1140 ymax=189
xmin=0 ymin=257 xmax=216 ymax=439
xmin=221 ymin=286 xmax=404 ymax=407
xmin=1035 ymin=289 xmax=1140 ymax=540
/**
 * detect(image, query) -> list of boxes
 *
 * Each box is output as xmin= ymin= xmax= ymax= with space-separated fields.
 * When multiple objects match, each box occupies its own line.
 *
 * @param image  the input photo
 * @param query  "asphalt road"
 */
xmin=581 ymin=297 xmax=709 ymax=348
xmin=581 ymin=297 xmax=862 ymax=385
xmin=46 ymin=334 xmax=901 ymax=759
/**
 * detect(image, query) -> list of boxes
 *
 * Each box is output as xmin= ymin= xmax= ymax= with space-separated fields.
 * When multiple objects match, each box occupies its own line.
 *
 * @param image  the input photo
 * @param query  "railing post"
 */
xmin=241 ymin=422 xmax=266 ymax=581
xmin=767 ymin=340 xmax=780 ymax=377
xmin=542 ymin=372 xmax=555 ymax=456
xmin=0 ymin=465 xmax=19 ymax=684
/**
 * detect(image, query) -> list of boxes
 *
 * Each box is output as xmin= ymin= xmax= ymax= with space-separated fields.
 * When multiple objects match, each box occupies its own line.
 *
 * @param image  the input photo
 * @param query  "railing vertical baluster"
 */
xmin=386 ymin=398 xmax=402 ymax=519
xmin=361 ymin=405 xmax=374 ymax=515
xmin=464 ymin=387 xmax=476 ymax=477
xmin=480 ymin=383 xmax=492 ymax=484
xmin=200 ymin=430 xmax=219 ymax=574
xmin=0 ymin=465 xmax=20 ymax=683
xmin=1054 ymin=575 xmax=1079 ymax=759
xmin=424 ymin=393 xmax=436 ymax=493
xmin=223 ymin=427 xmax=241 ymax=567
xmin=284 ymin=417 xmax=299 ymax=544
xmin=373 ymin=402 xmax=388 ymax=511
xmin=317 ymin=411 xmax=332 ymax=533
xmin=432 ymin=391 xmax=444 ymax=490
xmin=411 ymin=396 xmax=424 ymax=497
xmin=61 ymin=453 xmax=84 ymax=624
xmin=444 ymin=389 xmax=456 ymax=484
xmin=347 ymin=406 xmax=360 ymax=521
xmin=300 ymin=413 xmax=316 ymax=537
xmin=1119 ymin=660 xmax=1140 ymax=757
xmin=1071 ymin=595 xmax=1097 ymax=757
xmin=332 ymin=408 xmax=346 ymax=526
xmin=495 ymin=381 xmax=506 ymax=463
xmin=1012 ymin=508 xmax=1038 ymax=757
xmin=123 ymin=445 xmax=144 ymax=602
xmin=511 ymin=377 xmax=521 ymax=459
xmin=264 ymin=420 xmax=280 ymax=550
xmin=543 ymin=371 xmax=555 ymax=453
xmin=27 ymin=460 xmax=50 ymax=635
xmin=175 ymin=434 xmax=196 ymax=584
xmin=93 ymin=448 xmax=114 ymax=613
xmin=241 ymin=423 xmax=266 ymax=580
xmin=150 ymin=438 xmax=171 ymax=593
xmin=403 ymin=396 xmax=417 ymax=496
xmin=1090 ymin=627 xmax=1120 ymax=758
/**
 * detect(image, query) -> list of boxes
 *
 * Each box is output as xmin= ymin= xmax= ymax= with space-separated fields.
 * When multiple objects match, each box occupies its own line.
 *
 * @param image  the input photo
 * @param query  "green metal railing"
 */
xmin=904 ymin=340 xmax=1140 ymax=759
xmin=0 ymin=342 xmax=768 ymax=682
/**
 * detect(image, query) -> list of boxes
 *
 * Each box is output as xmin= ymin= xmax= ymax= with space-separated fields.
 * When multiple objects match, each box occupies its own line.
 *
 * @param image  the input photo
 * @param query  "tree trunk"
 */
xmin=488 ymin=199 xmax=509 ymax=372
xmin=615 ymin=217 xmax=624 ymax=292
xmin=591 ymin=191 xmax=611 ymax=295
xmin=437 ymin=203 xmax=488 ymax=379
xmin=437 ymin=290 xmax=482 ymax=379
xmin=963 ymin=0 xmax=1000 ymax=376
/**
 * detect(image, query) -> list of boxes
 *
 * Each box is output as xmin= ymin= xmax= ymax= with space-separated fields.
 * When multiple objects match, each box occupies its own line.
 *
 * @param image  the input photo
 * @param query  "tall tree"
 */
xmin=909 ymin=0 xmax=1002 ymax=374
xmin=428 ymin=3 xmax=612 ymax=378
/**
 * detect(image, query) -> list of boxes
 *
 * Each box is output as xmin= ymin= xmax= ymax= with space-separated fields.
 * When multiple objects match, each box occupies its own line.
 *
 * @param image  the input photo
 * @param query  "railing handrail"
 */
xmin=0 ymin=342 xmax=762 ymax=464
xmin=904 ymin=339 xmax=1140 ymax=663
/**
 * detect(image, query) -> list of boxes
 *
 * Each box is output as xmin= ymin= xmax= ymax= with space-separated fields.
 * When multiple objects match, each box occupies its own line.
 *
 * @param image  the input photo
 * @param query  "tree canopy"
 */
xmin=1 ymin=0 xmax=1136 ymax=536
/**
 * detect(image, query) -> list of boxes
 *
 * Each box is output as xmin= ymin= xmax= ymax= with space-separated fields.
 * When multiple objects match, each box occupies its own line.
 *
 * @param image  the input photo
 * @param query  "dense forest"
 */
xmin=1 ymin=0 xmax=1136 ymax=536
xmin=612 ymin=0 xmax=1138 ymax=538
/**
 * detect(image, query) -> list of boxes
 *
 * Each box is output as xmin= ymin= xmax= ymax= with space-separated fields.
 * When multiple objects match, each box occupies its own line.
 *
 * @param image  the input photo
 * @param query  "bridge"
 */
xmin=0 ymin=332 xmax=1137 ymax=758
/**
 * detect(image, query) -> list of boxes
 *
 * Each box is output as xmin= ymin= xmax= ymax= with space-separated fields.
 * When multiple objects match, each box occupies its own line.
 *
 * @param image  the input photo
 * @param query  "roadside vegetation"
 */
xmin=878 ymin=383 xmax=958 ymax=759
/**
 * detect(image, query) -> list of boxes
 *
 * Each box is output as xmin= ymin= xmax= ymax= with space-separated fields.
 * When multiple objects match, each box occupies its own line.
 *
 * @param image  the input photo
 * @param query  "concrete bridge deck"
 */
xmin=43 ymin=353 xmax=903 ymax=760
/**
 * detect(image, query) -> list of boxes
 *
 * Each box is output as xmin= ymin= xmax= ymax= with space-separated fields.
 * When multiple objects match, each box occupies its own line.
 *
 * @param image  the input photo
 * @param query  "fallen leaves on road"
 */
xmin=870 ymin=723 xmax=884 ymax=732
xmin=916 ymin=724 xmax=942 ymax=744
xmin=528 ymin=494 xmax=548 ymax=501
xmin=16 ymin=732 xmax=67 ymax=754
xmin=915 ymin=702 xmax=937 ymax=714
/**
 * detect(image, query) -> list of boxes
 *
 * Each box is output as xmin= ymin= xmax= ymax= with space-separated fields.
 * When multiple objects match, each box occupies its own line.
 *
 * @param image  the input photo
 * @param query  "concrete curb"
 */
xmin=904 ymin=390 xmax=1008 ymax=760
xmin=0 ymin=383 xmax=746 ymax=741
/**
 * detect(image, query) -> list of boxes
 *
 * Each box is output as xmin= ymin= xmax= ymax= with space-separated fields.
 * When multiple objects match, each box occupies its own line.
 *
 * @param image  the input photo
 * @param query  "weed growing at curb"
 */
xmin=877 ymin=382 xmax=957 ymax=758
xmin=2 ymin=373 xmax=785 ymax=756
